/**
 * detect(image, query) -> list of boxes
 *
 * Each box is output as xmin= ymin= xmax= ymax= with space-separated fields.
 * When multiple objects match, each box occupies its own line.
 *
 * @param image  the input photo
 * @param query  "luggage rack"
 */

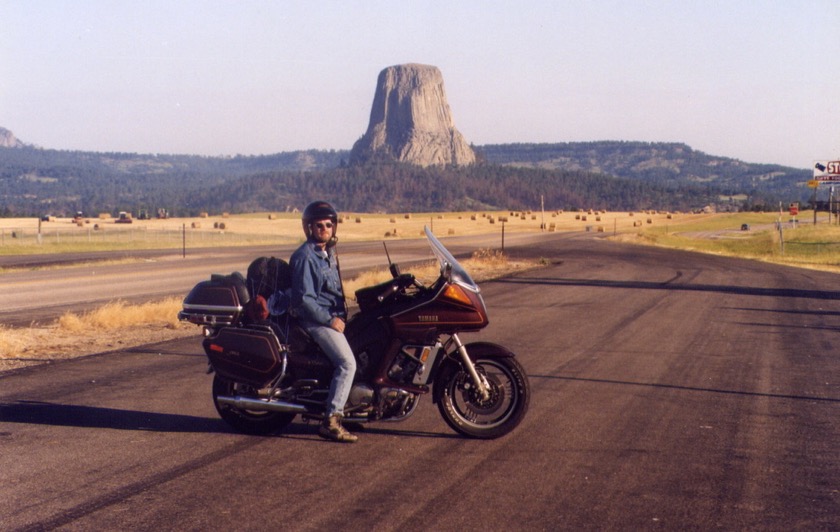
xmin=178 ymin=304 xmax=243 ymax=326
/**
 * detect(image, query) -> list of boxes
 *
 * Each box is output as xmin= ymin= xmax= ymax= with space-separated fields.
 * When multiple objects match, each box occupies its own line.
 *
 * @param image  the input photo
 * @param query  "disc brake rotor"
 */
xmin=457 ymin=369 xmax=505 ymax=415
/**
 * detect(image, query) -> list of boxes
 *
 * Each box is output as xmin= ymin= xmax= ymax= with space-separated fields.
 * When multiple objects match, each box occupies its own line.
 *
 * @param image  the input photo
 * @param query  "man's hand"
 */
xmin=330 ymin=317 xmax=346 ymax=333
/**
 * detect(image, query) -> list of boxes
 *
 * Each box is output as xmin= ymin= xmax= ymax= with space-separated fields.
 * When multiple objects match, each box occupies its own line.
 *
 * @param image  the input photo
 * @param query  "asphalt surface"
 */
xmin=1 ymin=233 xmax=838 ymax=530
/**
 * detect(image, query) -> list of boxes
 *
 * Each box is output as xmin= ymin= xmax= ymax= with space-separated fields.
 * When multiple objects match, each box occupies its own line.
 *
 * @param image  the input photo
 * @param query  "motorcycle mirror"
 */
xmin=383 ymin=241 xmax=401 ymax=277
xmin=389 ymin=262 xmax=401 ymax=278
xmin=442 ymin=261 xmax=452 ymax=281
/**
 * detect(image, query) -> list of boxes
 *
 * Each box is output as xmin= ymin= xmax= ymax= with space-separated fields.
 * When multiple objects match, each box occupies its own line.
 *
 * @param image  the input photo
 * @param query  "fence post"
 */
xmin=779 ymin=223 xmax=784 ymax=254
xmin=501 ymin=221 xmax=505 ymax=252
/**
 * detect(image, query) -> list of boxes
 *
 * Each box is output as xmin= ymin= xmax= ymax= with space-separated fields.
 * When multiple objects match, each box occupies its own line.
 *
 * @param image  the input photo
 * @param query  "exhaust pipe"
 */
xmin=216 ymin=395 xmax=309 ymax=414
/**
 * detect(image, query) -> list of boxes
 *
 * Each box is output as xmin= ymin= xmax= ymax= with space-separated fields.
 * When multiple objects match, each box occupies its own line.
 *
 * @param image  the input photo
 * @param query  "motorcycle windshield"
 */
xmin=424 ymin=226 xmax=479 ymax=292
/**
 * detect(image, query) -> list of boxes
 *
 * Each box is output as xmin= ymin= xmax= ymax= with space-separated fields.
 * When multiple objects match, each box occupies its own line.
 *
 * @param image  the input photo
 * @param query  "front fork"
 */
xmin=450 ymin=334 xmax=490 ymax=401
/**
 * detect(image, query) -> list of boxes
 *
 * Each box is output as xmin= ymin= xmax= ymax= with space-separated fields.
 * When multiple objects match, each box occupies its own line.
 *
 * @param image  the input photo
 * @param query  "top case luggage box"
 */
xmin=179 ymin=273 xmax=250 ymax=326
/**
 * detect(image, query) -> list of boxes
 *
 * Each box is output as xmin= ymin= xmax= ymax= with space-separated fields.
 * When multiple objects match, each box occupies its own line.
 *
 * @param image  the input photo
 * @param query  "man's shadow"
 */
xmin=0 ymin=400 xmax=225 ymax=433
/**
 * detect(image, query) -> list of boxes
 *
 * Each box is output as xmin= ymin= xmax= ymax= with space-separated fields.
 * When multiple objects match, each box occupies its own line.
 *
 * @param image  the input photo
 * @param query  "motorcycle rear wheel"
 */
xmin=437 ymin=356 xmax=529 ymax=439
xmin=212 ymin=374 xmax=296 ymax=435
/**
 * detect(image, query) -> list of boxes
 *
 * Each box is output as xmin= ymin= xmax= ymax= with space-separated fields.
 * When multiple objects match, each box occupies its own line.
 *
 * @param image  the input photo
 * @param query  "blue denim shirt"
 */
xmin=289 ymin=239 xmax=346 ymax=327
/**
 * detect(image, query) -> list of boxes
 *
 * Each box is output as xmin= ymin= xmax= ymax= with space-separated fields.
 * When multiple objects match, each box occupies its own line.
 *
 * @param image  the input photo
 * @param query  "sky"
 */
xmin=1 ymin=1 xmax=838 ymax=168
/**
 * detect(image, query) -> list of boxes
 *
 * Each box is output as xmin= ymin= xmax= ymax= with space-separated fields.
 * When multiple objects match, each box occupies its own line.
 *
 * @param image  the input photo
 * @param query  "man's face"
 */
xmin=310 ymin=218 xmax=334 ymax=244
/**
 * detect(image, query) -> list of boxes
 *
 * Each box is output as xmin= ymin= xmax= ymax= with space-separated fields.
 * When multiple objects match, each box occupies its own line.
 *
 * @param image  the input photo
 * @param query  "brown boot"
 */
xmin=319 ymin=414 xmax=359 ymax=443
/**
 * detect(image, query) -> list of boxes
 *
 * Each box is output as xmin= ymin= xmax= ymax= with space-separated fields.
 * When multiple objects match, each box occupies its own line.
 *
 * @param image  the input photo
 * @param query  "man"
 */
xmin=289 ymin=201 xmax=358 ymax=443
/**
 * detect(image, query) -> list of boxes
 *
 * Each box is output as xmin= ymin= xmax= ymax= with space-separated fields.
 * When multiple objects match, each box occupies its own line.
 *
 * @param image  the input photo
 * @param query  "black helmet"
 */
xmin=302 ymin=200 xmax=338 ymax=239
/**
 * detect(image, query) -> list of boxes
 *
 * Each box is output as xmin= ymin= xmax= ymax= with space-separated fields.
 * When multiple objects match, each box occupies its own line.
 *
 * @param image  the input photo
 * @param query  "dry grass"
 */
xmin=0 ymin=297 xmax=197 ymax=371
xmin=615 ymin=211 xmax=840 ymax=274
xmin=57 ymin=297 xmax=183 ymax=331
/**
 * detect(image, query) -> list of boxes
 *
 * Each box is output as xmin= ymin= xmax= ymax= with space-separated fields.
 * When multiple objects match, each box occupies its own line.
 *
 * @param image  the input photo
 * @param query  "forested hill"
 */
xmin=0 ymin=140 xmax=810 ymax=217
xmin=181 ymin=163 xmax=713 ymax=215
xmin=478 ymin=142 xmax=809 ymax=204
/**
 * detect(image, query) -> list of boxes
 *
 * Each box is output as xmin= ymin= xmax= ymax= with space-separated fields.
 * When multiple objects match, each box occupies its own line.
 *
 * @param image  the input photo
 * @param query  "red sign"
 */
xmin=789 ymin=203 xmax=799 ymax=216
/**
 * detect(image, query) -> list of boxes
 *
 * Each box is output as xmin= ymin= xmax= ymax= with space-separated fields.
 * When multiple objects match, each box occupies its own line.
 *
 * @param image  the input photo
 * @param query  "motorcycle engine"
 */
xmin=379 ymin=387 xmax=419 ymax=420
xmin=347 ymin=383 xmax=374 ymax=407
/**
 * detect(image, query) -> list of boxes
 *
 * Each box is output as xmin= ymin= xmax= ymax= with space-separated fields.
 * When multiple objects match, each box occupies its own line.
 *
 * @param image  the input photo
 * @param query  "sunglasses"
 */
xmin=312 ymin=222 xmax=333 ymax=230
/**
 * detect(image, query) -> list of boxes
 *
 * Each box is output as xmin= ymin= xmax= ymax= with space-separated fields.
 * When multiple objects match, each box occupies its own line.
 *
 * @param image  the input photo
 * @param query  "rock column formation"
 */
xmin=350 ymin=64 xmax=475 ymax=167
xmin=0 ymin=127 xmax=24 ymax=148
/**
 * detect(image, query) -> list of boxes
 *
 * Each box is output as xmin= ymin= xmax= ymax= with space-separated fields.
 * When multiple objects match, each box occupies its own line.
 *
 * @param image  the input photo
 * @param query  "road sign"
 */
xmin=814 ymin=160 xmax=840 ymax=181
xmin=808 ymin=180 xmax=820 ymax=188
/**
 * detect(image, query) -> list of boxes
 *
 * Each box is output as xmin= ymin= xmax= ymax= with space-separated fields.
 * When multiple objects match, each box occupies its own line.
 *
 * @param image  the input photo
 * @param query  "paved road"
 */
xmin=1 ymin=234 xmax=838 ymax=530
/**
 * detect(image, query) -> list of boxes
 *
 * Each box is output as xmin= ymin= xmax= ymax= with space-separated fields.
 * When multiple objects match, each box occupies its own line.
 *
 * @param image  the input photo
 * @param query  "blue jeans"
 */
xmin=303 ymin=323 xmax=356 ymax=417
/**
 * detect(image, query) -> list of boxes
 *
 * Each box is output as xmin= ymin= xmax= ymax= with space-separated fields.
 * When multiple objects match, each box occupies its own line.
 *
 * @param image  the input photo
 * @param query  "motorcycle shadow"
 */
xmin=0 ymin=401 xmax=461 ymax=439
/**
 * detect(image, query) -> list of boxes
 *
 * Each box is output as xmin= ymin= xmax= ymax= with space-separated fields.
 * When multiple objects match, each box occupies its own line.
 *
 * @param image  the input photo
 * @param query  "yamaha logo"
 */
xmin=417 ymin=315 xmax=439 ymax=322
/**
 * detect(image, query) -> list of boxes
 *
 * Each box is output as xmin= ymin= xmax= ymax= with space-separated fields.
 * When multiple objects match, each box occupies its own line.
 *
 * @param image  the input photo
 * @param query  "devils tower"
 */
xmin=350 ymin=64 xmax=476 ymax=167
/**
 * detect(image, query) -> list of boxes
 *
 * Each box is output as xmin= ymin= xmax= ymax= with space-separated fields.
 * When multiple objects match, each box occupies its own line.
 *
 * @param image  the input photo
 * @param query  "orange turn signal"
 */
xmin=442 ymin=284 xmax=472 ymax=306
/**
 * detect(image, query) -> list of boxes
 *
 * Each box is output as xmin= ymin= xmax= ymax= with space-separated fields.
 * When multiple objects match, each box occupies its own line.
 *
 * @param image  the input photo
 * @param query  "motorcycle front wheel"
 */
xmin=212 ymin=374 xmax=296 ymax=435
xmin=437 ymin=356 xmax=530 ymax=439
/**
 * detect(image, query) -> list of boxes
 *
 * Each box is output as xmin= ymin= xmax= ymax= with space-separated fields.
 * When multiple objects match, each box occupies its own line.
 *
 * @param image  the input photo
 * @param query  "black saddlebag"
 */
xmin=203 ymin=325 xmax=283 ymax=388
xmin=179 ymin=272 xmax=250 ymax=326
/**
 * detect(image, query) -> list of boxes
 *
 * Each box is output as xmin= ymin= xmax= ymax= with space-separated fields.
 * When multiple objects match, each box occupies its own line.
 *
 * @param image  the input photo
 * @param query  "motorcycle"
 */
xmin=179 ymin=227 xmax=529 ymax=439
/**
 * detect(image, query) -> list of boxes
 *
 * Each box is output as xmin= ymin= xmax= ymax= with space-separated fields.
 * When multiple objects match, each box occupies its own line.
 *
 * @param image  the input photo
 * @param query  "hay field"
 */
xmin=0 ymin=209 xmax=679 ymax=255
